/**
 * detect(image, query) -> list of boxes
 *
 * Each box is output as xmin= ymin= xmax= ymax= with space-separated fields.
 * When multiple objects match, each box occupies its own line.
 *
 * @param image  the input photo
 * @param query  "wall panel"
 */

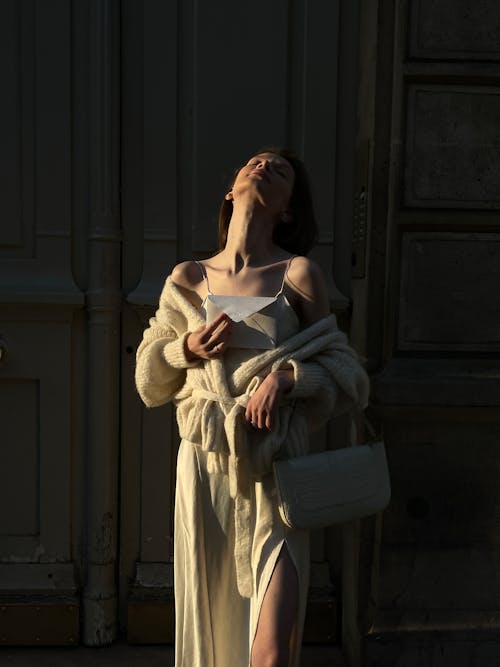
xmin=0 ymin=0 xmax=22 ymax=247
xmin=0 ymin=0 xmax=81 ymax=645
xmin=0 ymin=0 xmax=34 ymax=256
xmin=0 ymin=315 xmax=73 ymax=563
xmin=0 ymin=380 xmax=39 ymax=536
xmin=0 ymin=0 xmax=81 ymax=299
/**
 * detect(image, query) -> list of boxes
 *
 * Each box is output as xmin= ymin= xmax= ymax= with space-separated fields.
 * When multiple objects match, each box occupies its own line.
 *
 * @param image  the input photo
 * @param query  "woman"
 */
xmin=135 ymin=148 xmax=369 ymax=667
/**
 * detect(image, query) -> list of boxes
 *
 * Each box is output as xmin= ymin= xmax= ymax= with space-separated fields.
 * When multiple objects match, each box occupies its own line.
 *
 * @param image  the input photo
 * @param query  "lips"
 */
xmin=250 ymin=169 xmax=270 ymax=184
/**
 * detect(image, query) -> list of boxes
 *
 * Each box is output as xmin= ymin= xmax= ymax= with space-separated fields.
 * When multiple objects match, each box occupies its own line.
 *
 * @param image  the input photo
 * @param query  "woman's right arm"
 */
xmin=135 ymin=262 xmax=232 ymax=407
xmin=135 ymin=262 xmax=203 ymax=407
xmin=135 ymin=304 xmax=199 ymax=409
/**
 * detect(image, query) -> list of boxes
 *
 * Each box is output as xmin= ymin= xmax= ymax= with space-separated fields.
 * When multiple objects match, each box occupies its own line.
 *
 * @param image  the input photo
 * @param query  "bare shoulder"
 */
xmin=287 ymin=256 xmax=327 ymax=298
xmin=286 ymin=256 xmax=330 ymax=324
xmin=171 ymin=260 xmax=203 ymax=287
xmin=171 ymin=260 xmax=205 ymax=305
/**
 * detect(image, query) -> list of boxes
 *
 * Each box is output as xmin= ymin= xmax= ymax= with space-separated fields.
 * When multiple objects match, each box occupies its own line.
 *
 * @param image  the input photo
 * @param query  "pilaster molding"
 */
xmin=82 ymin=0 xmax=121 ymax=647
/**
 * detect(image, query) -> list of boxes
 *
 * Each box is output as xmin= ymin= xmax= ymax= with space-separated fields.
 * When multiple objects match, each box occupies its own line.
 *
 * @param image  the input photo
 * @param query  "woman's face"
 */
xmin=230 ymin=152 xmax=295 ymax=214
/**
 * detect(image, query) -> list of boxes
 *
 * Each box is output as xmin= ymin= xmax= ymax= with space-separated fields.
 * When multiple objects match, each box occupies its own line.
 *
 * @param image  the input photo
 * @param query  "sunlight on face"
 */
xmin=245 ymin=153 xmax=295 ymax=187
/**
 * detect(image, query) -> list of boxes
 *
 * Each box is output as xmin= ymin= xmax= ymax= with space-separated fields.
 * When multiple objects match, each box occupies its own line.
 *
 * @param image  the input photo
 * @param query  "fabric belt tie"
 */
xmin=191 ymin=387 xmax=257 ymax=598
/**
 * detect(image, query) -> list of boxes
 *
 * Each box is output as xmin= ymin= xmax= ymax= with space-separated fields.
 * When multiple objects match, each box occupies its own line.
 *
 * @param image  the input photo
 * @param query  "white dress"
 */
xmin=174 ymin=290 xmax=310 ymax=667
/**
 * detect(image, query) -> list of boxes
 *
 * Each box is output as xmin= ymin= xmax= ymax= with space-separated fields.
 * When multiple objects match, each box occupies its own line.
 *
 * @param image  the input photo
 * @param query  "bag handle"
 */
xmin=350 ymin=407 xmax=381 ymax=444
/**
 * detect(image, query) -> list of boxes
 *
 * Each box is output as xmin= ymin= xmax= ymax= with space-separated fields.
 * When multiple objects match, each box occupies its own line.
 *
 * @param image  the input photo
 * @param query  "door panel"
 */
xmin=404 ymin=86 xmax=500 ymax=209
xmin=409 ymin=0 xmax=500 ymax=61
xmin=398 ymin=233 xmax=500 ymax=351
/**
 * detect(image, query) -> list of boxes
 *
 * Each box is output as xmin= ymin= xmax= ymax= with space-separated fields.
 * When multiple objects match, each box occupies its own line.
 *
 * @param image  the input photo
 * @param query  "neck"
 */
xmin=223 ymin=200 xmax=279 ymax=270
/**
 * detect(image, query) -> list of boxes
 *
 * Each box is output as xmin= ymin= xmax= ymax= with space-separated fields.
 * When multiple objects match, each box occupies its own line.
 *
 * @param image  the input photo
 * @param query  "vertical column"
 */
xmin=82 ymin=0 xmax=121 ymax=646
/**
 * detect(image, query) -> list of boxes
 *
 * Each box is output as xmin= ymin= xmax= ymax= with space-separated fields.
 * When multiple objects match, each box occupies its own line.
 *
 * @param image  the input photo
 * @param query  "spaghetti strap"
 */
xmin=276 ymin=255 xmax=296 ymax=296
xmin=195 ymin=261 xmax=212 ymax=294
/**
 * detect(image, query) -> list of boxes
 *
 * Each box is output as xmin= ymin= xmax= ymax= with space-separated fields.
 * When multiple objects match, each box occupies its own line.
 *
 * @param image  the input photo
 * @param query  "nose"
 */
xmin=257 ymin=159 xmax=270 ymax=171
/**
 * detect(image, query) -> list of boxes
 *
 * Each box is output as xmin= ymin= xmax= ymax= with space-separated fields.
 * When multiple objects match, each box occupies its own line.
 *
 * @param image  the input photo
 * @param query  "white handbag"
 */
xmin=272 ymin=413 xmax=391 ymax=530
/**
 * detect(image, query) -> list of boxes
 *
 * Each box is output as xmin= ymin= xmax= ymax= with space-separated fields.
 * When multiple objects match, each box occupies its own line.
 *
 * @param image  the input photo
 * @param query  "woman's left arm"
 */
xmin=244 ymin=257 xmax=331 ymax=431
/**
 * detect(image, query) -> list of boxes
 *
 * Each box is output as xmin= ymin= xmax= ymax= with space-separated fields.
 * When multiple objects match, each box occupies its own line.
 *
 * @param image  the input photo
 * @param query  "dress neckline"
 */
xmin=199 ymin=291 xmax=300 ymax=327
xmin=195 ymin=256 xmax=295 ymax=299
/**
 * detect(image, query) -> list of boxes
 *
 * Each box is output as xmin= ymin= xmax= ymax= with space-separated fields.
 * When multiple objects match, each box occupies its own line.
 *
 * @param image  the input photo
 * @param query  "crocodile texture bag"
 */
xmin=272 ymin=415 xmax=390 ymax=530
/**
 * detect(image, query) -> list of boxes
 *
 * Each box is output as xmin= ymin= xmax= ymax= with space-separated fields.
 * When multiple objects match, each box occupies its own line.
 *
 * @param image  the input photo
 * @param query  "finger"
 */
xmin=204 ymin=312 xmax=231 ymax=335
xmin=220 ymin=336 xmax=231 ymax=349
xmin=265 ymin=412 xmax=273 ymax=431
xmin=214 ymin=329 xmax=232 ymax=348
xmin=246 ymin=407 xmax=257 ymax=427
xmin=208 ymin=339 xmax=230 ymax=356
xmin=207 ymin=326 xmax=233 ymax=351
xmin=211 ymin=323 xmax=231 ymax=342
xmin=200 ymin=327 xmax=228 ymax=349
xmin=246 ymin=413 xmax=256 ymax=429
xmin=211 ymin=317 xmax=232 ymax=338
xmin=206 ymin=333 xmax=228 ymax=353
xmin=200 ymin=319 xmax=230 ymax=345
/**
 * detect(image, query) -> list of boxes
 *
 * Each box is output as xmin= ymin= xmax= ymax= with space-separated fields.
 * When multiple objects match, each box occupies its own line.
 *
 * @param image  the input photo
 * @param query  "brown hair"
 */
xmin=217 ymin=146 xmax=318 ymax=256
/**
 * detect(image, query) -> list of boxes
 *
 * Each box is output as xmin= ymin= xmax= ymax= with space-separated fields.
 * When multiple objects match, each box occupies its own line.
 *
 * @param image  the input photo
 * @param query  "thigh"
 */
xmin=251 ymin=543 xmax=298 ymax=666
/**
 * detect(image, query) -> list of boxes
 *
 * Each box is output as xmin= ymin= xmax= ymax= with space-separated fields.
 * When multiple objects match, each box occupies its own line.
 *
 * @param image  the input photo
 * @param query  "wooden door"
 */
xmin=352 ymin=1 xmax=500 ymax=664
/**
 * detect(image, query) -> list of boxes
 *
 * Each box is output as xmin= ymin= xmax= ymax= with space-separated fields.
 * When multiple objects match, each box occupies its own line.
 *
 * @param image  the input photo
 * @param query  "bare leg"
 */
xmin=251 ymin=544 xmax=299 ymax=667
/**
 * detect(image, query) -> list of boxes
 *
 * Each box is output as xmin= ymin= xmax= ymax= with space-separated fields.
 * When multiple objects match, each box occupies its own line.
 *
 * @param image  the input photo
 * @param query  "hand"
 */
xmin=244 ymin=370 xmax=294 ymax=431
xmin=185 ymin=312 xmax=232 ymax=360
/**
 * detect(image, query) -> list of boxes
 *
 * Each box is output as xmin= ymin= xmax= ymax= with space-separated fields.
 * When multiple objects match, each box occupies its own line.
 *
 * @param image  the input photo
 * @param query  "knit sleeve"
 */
xmin=280 ymin=349 xmax=369 ymax=431
xmin=135 ymin=300 xmax=200 ymax=408
xmin=286 ymin=358 xmax=333 ymax=400
xmin=284 ymin=358 xmax=340 ymax=430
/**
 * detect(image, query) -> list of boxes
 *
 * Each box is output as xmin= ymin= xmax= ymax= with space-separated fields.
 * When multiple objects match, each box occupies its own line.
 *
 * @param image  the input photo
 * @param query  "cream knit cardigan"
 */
xmin=135 ymin=276 xmax=370 ymax=596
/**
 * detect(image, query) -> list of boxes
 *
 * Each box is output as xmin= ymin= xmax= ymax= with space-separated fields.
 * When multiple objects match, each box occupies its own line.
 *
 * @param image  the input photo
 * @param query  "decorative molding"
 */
xmin=83 ymin=0 xmax=121 ymax=647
